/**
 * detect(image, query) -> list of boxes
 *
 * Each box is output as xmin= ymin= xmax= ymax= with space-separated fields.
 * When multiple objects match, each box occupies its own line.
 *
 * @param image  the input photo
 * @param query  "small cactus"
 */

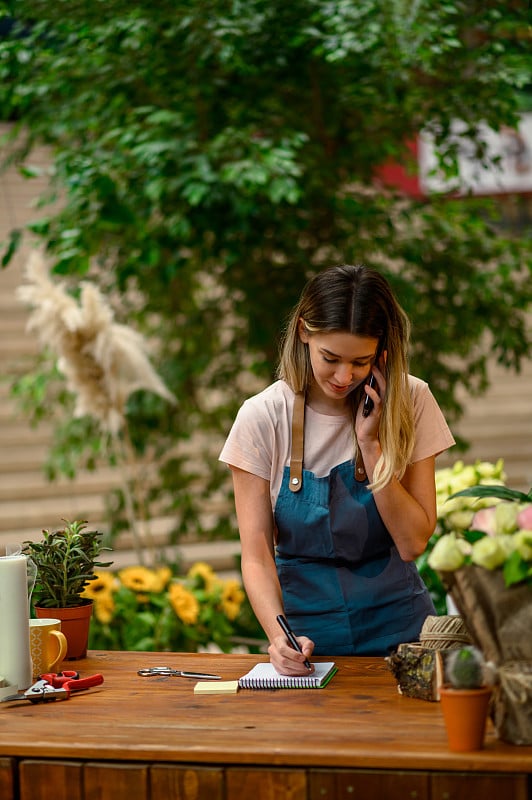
xmin=446 ymin=646 xmax=486 ymax=689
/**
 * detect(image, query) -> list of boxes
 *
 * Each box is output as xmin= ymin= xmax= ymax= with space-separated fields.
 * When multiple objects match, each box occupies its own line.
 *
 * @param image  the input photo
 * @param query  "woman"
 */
xmin=220 ymin=264 xmax=455 ymax=674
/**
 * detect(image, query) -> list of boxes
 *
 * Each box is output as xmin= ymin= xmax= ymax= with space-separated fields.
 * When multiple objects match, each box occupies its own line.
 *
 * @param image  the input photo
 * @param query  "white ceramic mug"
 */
xmin=29 ymin=618 xmax=68 ymax=678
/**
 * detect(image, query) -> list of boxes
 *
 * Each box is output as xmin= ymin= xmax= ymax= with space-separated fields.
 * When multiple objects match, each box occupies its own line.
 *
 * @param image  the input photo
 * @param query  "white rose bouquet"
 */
xmin=416 ymin=459 xmax=508 ymax=614
xmin=427 ymin=476 xmax=532 ymax=746
xmin=428 ymin=483 xmax=532 ymax=589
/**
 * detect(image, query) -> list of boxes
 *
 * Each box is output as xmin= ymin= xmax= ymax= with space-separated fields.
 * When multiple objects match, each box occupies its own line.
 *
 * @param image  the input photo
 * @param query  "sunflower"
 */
xmin=168 ymin=582 xmax=200 ymax=625
xmin=154 ymin=565 xmax=172 ymax=590
xmin=93 ymin=593 xmax=116 ymax=624
xmin=187 ymin=561 xmax=217 ymax=592
xmin=82 ymin=570 xmax=117 ymax=600
xmin=220 ymin=579 xmax=245 ymax=621
xmin=118 ymin=566 xmax=163 ymax=594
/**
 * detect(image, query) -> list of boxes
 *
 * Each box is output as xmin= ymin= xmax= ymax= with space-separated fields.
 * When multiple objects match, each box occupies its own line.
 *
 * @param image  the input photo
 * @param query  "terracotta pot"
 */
xmin=440 ymin=684 xmax=492 ymax=752
xmin=35 ymin=601 xmax=93 ymax=660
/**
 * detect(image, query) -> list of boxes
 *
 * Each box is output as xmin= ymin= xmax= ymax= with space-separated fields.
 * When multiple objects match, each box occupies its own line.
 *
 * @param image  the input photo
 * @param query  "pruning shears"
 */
xmin=1 ymin=670 xmax=104 ymax=704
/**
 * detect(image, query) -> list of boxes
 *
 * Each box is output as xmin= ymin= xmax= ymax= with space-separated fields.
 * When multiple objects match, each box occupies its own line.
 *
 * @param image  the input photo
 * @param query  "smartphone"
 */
xmin=362 ymin=341 xmax=384 ymax=418
xmin=362 ymin=374 xmax=377 ymax=417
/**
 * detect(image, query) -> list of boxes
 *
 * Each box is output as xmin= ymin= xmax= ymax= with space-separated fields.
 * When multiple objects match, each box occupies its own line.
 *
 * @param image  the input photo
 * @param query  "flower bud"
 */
xmin=435 ymin=468 xmax=453 ymax=493
xmin=517 ymin=504 xmax=532 ymax=531
xmin=476 ymin=458 xmax=505 ymax=480
xmin=496 ymin=534 xmax=516 ymax=558
xmin=428 ymin=534 xmax=468 ymax=571
xmin=494 ymin=502 xmax=519 ymax=535
xmin=471 ymin=536 xmax=506 ymax=570
xmin=446 ymin=510 xmax=475 ymax=531
xmin=449 ymin=466 xmax=477 ymax=493
xmin=471 ymin=507 xmax=497 ymax=536
xmin=513 ymin=530 xmax=532 ymax=562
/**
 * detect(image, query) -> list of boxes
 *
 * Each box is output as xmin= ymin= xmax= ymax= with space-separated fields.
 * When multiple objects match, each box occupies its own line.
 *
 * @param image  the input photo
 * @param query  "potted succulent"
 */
xmin=22 ymin=520 xmax=113 ymax=659
xmin=439 ymin=646 xmax=493 ymax=752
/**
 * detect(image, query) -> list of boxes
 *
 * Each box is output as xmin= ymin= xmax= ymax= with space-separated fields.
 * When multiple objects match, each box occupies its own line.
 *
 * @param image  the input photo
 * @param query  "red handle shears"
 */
xmin=39 ymin=670 xmax=104 ymax=694
xmin=22 ymin=671 xmax=104 ymax=703
xmin=1 ymin=671 xmax=104 ymax=704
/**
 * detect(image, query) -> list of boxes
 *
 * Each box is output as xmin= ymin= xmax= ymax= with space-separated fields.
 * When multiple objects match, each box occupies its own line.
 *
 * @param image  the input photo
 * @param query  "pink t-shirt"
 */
xmin=219 ymin=378 xmax=455 ymax=510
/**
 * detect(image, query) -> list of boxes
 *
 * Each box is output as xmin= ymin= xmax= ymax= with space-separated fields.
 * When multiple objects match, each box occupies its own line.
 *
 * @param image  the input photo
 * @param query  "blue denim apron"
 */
xmin=274 ymin=393 xmax=434 ymax=656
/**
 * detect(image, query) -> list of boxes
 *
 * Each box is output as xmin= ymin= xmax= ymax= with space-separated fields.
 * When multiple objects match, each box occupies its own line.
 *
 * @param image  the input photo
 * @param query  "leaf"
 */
xmin=503 ymin=551 xmax=531 ymax=588
xmin=451 ymin=485 xmax=532 ymax=504
xmin=1 ymin=228 xmax=22 ymax=267
xmin=463 ymin=528 xmax=485 ymax=544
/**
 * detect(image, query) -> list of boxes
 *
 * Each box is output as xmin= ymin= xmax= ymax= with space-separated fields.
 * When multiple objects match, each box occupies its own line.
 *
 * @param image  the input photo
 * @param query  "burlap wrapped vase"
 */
xmin=440 ymin=564 xmax=532 ymax=745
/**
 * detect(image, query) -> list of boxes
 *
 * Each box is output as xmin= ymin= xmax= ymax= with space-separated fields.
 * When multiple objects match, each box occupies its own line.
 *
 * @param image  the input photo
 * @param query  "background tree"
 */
xmin=0 ymin=0 xmax=531 ymax=549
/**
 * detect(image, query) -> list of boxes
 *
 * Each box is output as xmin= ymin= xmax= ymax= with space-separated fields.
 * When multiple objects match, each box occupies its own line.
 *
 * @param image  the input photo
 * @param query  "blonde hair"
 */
xmin=277 ymin=264 xmax=415 ymax=491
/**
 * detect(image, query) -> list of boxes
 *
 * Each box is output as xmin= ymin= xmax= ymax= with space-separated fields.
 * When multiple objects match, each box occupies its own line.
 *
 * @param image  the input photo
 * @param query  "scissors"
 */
xmin=138 ymin=666 xmax=221 ymax=680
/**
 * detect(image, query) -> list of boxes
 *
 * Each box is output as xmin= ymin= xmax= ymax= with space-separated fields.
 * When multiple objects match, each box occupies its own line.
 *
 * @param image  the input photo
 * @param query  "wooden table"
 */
xmin=0 ymin=651 xmax=530 ymax=800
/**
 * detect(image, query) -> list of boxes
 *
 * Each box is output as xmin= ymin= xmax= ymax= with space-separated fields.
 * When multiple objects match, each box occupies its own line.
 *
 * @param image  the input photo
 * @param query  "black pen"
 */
xmin=276 ymin=614 xmax=312 ymax=670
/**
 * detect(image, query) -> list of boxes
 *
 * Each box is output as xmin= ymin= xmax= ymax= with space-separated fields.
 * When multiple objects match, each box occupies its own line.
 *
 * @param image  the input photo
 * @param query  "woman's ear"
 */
xmin=298 ymin=318 xmax=310 ymax=343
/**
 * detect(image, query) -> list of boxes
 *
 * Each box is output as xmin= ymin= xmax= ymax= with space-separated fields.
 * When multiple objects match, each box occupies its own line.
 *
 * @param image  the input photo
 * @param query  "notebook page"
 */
xmin=239 ymin=661 xmax=336 ymax=689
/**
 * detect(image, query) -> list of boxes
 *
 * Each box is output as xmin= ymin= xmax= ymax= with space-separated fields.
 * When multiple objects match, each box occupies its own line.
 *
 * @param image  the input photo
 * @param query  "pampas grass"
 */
xmin=17 ymin=252 xmax=176 ymax=563
xmin=18 ymin=252 xmax=175 ymax=434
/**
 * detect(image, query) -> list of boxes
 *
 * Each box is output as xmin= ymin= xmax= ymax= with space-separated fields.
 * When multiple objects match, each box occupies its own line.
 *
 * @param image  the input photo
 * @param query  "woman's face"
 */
xmin=298 ymin=323 xmax=379 ymax=411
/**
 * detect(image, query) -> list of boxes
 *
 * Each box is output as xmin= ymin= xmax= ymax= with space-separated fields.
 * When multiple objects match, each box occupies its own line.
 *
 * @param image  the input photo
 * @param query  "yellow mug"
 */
xmin=29 ymin=618 xmax=68 ymax=678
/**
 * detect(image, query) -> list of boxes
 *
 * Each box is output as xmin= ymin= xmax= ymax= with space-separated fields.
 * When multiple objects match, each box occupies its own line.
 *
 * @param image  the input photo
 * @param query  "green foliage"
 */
xmin=503 ymin=548 xmax=532 ymax=590
xmin=1 ymin=2 xmax=531 ymax=542
xmin=22 ymin=520 xmax=113 ymax=608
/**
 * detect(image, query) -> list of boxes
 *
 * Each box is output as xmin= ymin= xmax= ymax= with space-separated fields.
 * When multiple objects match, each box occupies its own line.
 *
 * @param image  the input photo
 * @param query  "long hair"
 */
xmin=277 ymin=264 xmax=415 ymax=490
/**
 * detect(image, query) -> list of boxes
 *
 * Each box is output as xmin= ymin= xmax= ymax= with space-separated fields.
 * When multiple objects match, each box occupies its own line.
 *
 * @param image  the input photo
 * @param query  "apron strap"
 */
xmin=289 ymin=391 xmax=305 ymax=492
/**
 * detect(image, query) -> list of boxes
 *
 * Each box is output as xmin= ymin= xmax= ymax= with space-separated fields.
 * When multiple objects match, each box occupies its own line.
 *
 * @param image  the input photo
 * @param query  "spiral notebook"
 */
xmin=238 ymin=661 xmax=337 ymax=689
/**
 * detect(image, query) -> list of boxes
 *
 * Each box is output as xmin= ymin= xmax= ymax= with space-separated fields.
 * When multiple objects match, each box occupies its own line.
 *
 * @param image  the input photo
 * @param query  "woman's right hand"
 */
xmin=268 ymin=633 xmax=315 ymax=676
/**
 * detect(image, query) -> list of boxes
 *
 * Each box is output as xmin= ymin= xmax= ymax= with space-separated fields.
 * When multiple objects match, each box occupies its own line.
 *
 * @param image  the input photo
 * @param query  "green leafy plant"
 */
xmin=22 ymin=519 xmax=113 ymax=608
xmin=1 ymin=2 xmax=531 ymax=552
xmin=82 ymin=562 xmax=266 ymax=653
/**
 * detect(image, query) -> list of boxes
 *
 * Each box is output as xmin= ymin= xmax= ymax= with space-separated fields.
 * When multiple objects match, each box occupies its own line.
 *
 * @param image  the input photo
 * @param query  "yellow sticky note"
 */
xmin=193 ymin=680 xmax=239 ymax=695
